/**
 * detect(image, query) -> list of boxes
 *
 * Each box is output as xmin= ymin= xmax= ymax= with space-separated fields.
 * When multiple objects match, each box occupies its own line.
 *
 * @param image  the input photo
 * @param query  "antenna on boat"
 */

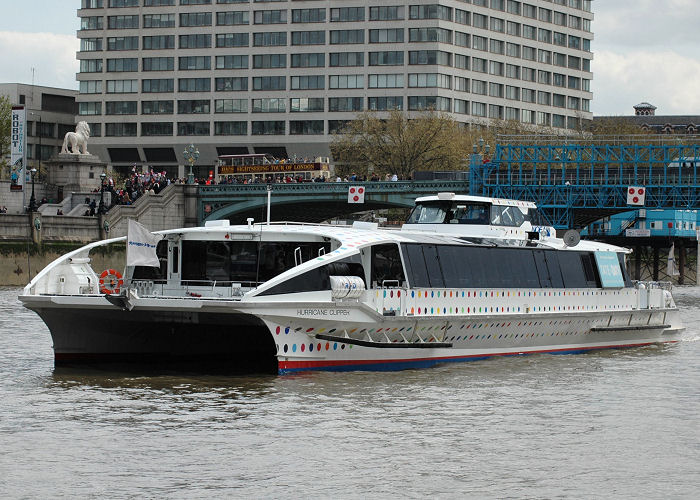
xmin=266 ymin=184 xmax=272 ymax=226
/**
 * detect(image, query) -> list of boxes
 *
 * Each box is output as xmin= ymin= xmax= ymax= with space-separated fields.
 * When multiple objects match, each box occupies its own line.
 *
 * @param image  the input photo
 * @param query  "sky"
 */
xmin=0 ymin=0 xmax=699 ymax=117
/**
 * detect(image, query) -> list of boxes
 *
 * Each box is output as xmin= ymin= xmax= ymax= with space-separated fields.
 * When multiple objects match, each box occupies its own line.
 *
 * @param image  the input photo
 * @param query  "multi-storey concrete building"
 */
xmin=76 ymin=0 xmax=594 ymax=176
xmin=0 ymin=83 xmax=78 ymax=168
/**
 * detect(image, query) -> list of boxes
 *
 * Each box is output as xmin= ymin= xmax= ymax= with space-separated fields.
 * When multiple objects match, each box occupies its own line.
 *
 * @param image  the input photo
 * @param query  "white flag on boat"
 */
xmin=667 ymin=243 xmax=680 ymax=277
xmin=127 ymin=219 xmax=161 ymax=267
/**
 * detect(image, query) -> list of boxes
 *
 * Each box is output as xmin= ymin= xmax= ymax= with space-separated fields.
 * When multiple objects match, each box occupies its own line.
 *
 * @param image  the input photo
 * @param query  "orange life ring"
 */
xmin=99 ymin=269 xmax=123 ymax=295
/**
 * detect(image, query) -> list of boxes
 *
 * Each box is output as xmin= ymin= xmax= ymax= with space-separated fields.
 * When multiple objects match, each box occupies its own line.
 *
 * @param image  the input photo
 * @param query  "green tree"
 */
xmin=330 ymin=109 xmax=469 ymax=179
xmin=0 ymin=94 xmax=11 ymax=169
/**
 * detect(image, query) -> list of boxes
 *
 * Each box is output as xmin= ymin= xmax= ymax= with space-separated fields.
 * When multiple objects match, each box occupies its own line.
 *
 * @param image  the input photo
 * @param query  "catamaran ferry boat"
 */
xmin=20 ymin=193 xmax=683 ymax=374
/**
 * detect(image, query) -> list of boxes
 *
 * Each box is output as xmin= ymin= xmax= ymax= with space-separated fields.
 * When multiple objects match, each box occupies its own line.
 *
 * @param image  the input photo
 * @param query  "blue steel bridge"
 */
xmin=473 ymin=143 xmax=700 ymax=229
xmin=199 ymin=143 xmax=700 ymax=229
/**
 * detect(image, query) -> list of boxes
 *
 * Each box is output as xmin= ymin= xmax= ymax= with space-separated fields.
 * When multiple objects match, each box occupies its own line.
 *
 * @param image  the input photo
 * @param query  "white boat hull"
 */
xmin=21 ymin=294 xmax=683 ymax=374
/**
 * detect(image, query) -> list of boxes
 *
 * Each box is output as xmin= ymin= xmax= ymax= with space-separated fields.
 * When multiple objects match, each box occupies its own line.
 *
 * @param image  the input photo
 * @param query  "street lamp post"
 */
xmin=183 ymin=144 xmax=200 ymax=185
xmin=29 ymin=168 xmax=37 ymax=212
xmin=98 ymin=172 xmax=106 ymax=215
xmin=471 ymin=137 xmax=491 ymax=168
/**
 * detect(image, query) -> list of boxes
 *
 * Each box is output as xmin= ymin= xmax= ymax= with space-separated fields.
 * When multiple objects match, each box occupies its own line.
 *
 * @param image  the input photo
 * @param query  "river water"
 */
xmin=0 ymin=286 xmax=698 ymax=499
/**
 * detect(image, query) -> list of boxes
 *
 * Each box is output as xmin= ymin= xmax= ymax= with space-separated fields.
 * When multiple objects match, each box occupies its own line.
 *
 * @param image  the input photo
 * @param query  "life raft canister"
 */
xmin=99 ymin=269 xmax=123 ymax=295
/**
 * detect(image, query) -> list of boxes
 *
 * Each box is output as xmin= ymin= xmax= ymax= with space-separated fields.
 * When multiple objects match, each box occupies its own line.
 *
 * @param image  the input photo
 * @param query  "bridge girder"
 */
xmin=199 ymin=181 xmax=469 ymax=224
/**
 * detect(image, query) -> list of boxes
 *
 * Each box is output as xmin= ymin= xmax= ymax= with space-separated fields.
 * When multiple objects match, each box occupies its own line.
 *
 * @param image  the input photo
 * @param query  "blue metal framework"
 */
xmin=470 ymin=144 xmax=700 ymax=228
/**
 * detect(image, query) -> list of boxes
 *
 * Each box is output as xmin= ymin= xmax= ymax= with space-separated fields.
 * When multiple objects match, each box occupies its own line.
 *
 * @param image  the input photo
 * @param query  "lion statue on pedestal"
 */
xmin=61 ymin=121 xmax=91 ymax=155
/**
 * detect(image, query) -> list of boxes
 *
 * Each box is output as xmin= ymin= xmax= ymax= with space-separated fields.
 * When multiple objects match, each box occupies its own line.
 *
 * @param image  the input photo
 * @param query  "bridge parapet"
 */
xmin=198 ymin=180 xmax=469 ymax=223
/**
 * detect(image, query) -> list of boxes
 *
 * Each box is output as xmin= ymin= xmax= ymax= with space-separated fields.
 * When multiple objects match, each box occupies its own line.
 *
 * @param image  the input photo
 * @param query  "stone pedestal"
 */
xmin=44 ymin=153 xmax=109 ymax=198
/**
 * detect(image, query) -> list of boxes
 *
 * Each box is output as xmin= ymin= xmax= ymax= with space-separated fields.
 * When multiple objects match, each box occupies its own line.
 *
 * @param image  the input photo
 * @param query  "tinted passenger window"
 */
xmin=371 ymin=244 xmax=406 ymax=286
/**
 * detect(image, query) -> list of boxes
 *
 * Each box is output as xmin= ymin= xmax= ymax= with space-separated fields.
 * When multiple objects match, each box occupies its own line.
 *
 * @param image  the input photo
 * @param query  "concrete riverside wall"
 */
xmin=105 ymin=183 xmax=187 ymax=237
xmin=0 ymin=184 xmax=190 ymax=242
xmin=0 ymin=242 xmax=125 ymax=287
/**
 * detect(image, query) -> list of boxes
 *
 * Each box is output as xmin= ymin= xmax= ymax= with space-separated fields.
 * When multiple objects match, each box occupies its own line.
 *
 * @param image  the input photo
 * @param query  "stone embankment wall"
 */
xmin=0 ymin=184 xmax=192 ymax=285
xmin=0 ymin=242 xmax=125 ymax=287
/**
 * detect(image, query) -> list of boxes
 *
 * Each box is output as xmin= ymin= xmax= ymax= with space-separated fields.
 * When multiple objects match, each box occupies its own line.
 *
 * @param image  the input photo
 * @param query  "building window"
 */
xmin=180 ymin=12 xmax=212 ymax=27
xmin=80 ymin=59 xmax=103 ymax=73
xmin=368 ymin=73 xmax=404 ymax=88
xmin=251 ymin=121 xmax=285 ymax=135
xmin=143 ymin=14 xmax=176 ymax=28
xmin=454 ymin=99 xmax=469 ymax=115
xmin=369 ymin=28 xmax=404 ymax=43
xmin=454 ymin=54 xmax=469 ymax=70
xmin=178 ymin=100 xmax=211 ymax=114
xmin=108 ymin=15 xmax=139 ymax=29
xmin=455 ymin=9 xmax=470 ymax=25
xmin=329 ymin=52 xmax=364 ymax=67
xmin=143 ymin=35 xmax=175 ymax=50
xmin=454 ymin=76 xmax=469 ymax=92
xmin=330 ymin=7 xmax=365 ymax=22
xmin=254 ymin=10 xmax=287 ymax=24
xmin=368 ymin=96 xmax=403 ymax=111
xmin=409 ymin=27 xmax=452 ymax=43
xmin=290 ymin=120 xmax=324 ymax=135
xmin=328 ymin=97 xmax=363 ymax=112
xmin=216 ymin=55 xmax=249 ymax=69
xmin=292 ymin=30 xmax=326 ymax=45
xmin=253 ymin=54 xmax=287 ymax=69
xmin=142 ymin=100 xmax=174 ymax=114
xmin=82 ymin=0 xmax=104 ymax=8
xmin=106 ymin=101 xmax=137 ymax=114
xmin=253 ymin=32 xmax=287 ymax=46
xmin=105 ymin=122 xmax=137 ymax=137
xmin=252 ymin=98 xmax=286 ymax=113
xmin=369 ymin=51 xmax=404 ymax=66
xmin=216 ymin=33 xmax=249 ymax=47
xmin=369 ymin=6 xmax=404 ymax=21
xmin=179 ymin=56 xmax=211 ymax=71
xmin=215 ymin=99 xmax=247 ymax=113
xmin=290 ymin=53 xmax=324 ymax=68
xmin=214 ymin=121 xmax=247 ymax=135
xmin=106 ymin=79 xmax=138 ymax=93
xmin=329 ymin=74 xmax=364 ymax=89
xmin=409 ymin=5 xmax=452 ymax=21
xmin=142 ymin=57 xmax=174 ymax=71
xmin=290 ymin=75 xmax=324 ymax=90
xmin=179 ymin=34 xmax=211 ymax=49
xmin=408 ymin=50 xmax=451 ymax=66
xmin=330 ymin=30 xmax=364 ymax=44
xmin=81 ymin=16 xmax=104 ymax=30
xmin=292 ymin=9 xmax=326 ymax=23
xmin=472 ymin=80 xmax=487 ymax=95
xmin=290 ymin=98 xmax=324 ymax=112
xmin=252 ymin=76 xmax=286 ymax=91
xmin=107 ymin=37 xmax=139 ymax=51
xmin=141 ymin=122 xmax=173 ymax=136
xmin=178 ymin=122 xmax=211 ymax=136
xmin=78 ymin=102 xmax=102 ymax=116
xmin=472 ymin=102 xmax=486 ymax=117
xmin=408 ymin=96 xmax=451 ymax=112
xmin=178 ymin=78 xmax=211 ymax=92
xmin=109 ymin=0 xmax=138 ymax=7
xmin=217 ymin=11 xmax=249 ymax=26
xmin=142 ymin=79 xmax=174 ymax=93
xmin=408 ymin=73 xmax=451 ymax=89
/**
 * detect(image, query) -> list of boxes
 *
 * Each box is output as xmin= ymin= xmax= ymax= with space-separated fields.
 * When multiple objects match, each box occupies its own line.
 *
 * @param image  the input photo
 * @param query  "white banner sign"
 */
xmin=126 ymin=219 xmax=161 ymax=267
xmin=625 ymin=228 xmax=650 ymax=237
xmin=10 ymin=106 xmax=26 ymax=192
